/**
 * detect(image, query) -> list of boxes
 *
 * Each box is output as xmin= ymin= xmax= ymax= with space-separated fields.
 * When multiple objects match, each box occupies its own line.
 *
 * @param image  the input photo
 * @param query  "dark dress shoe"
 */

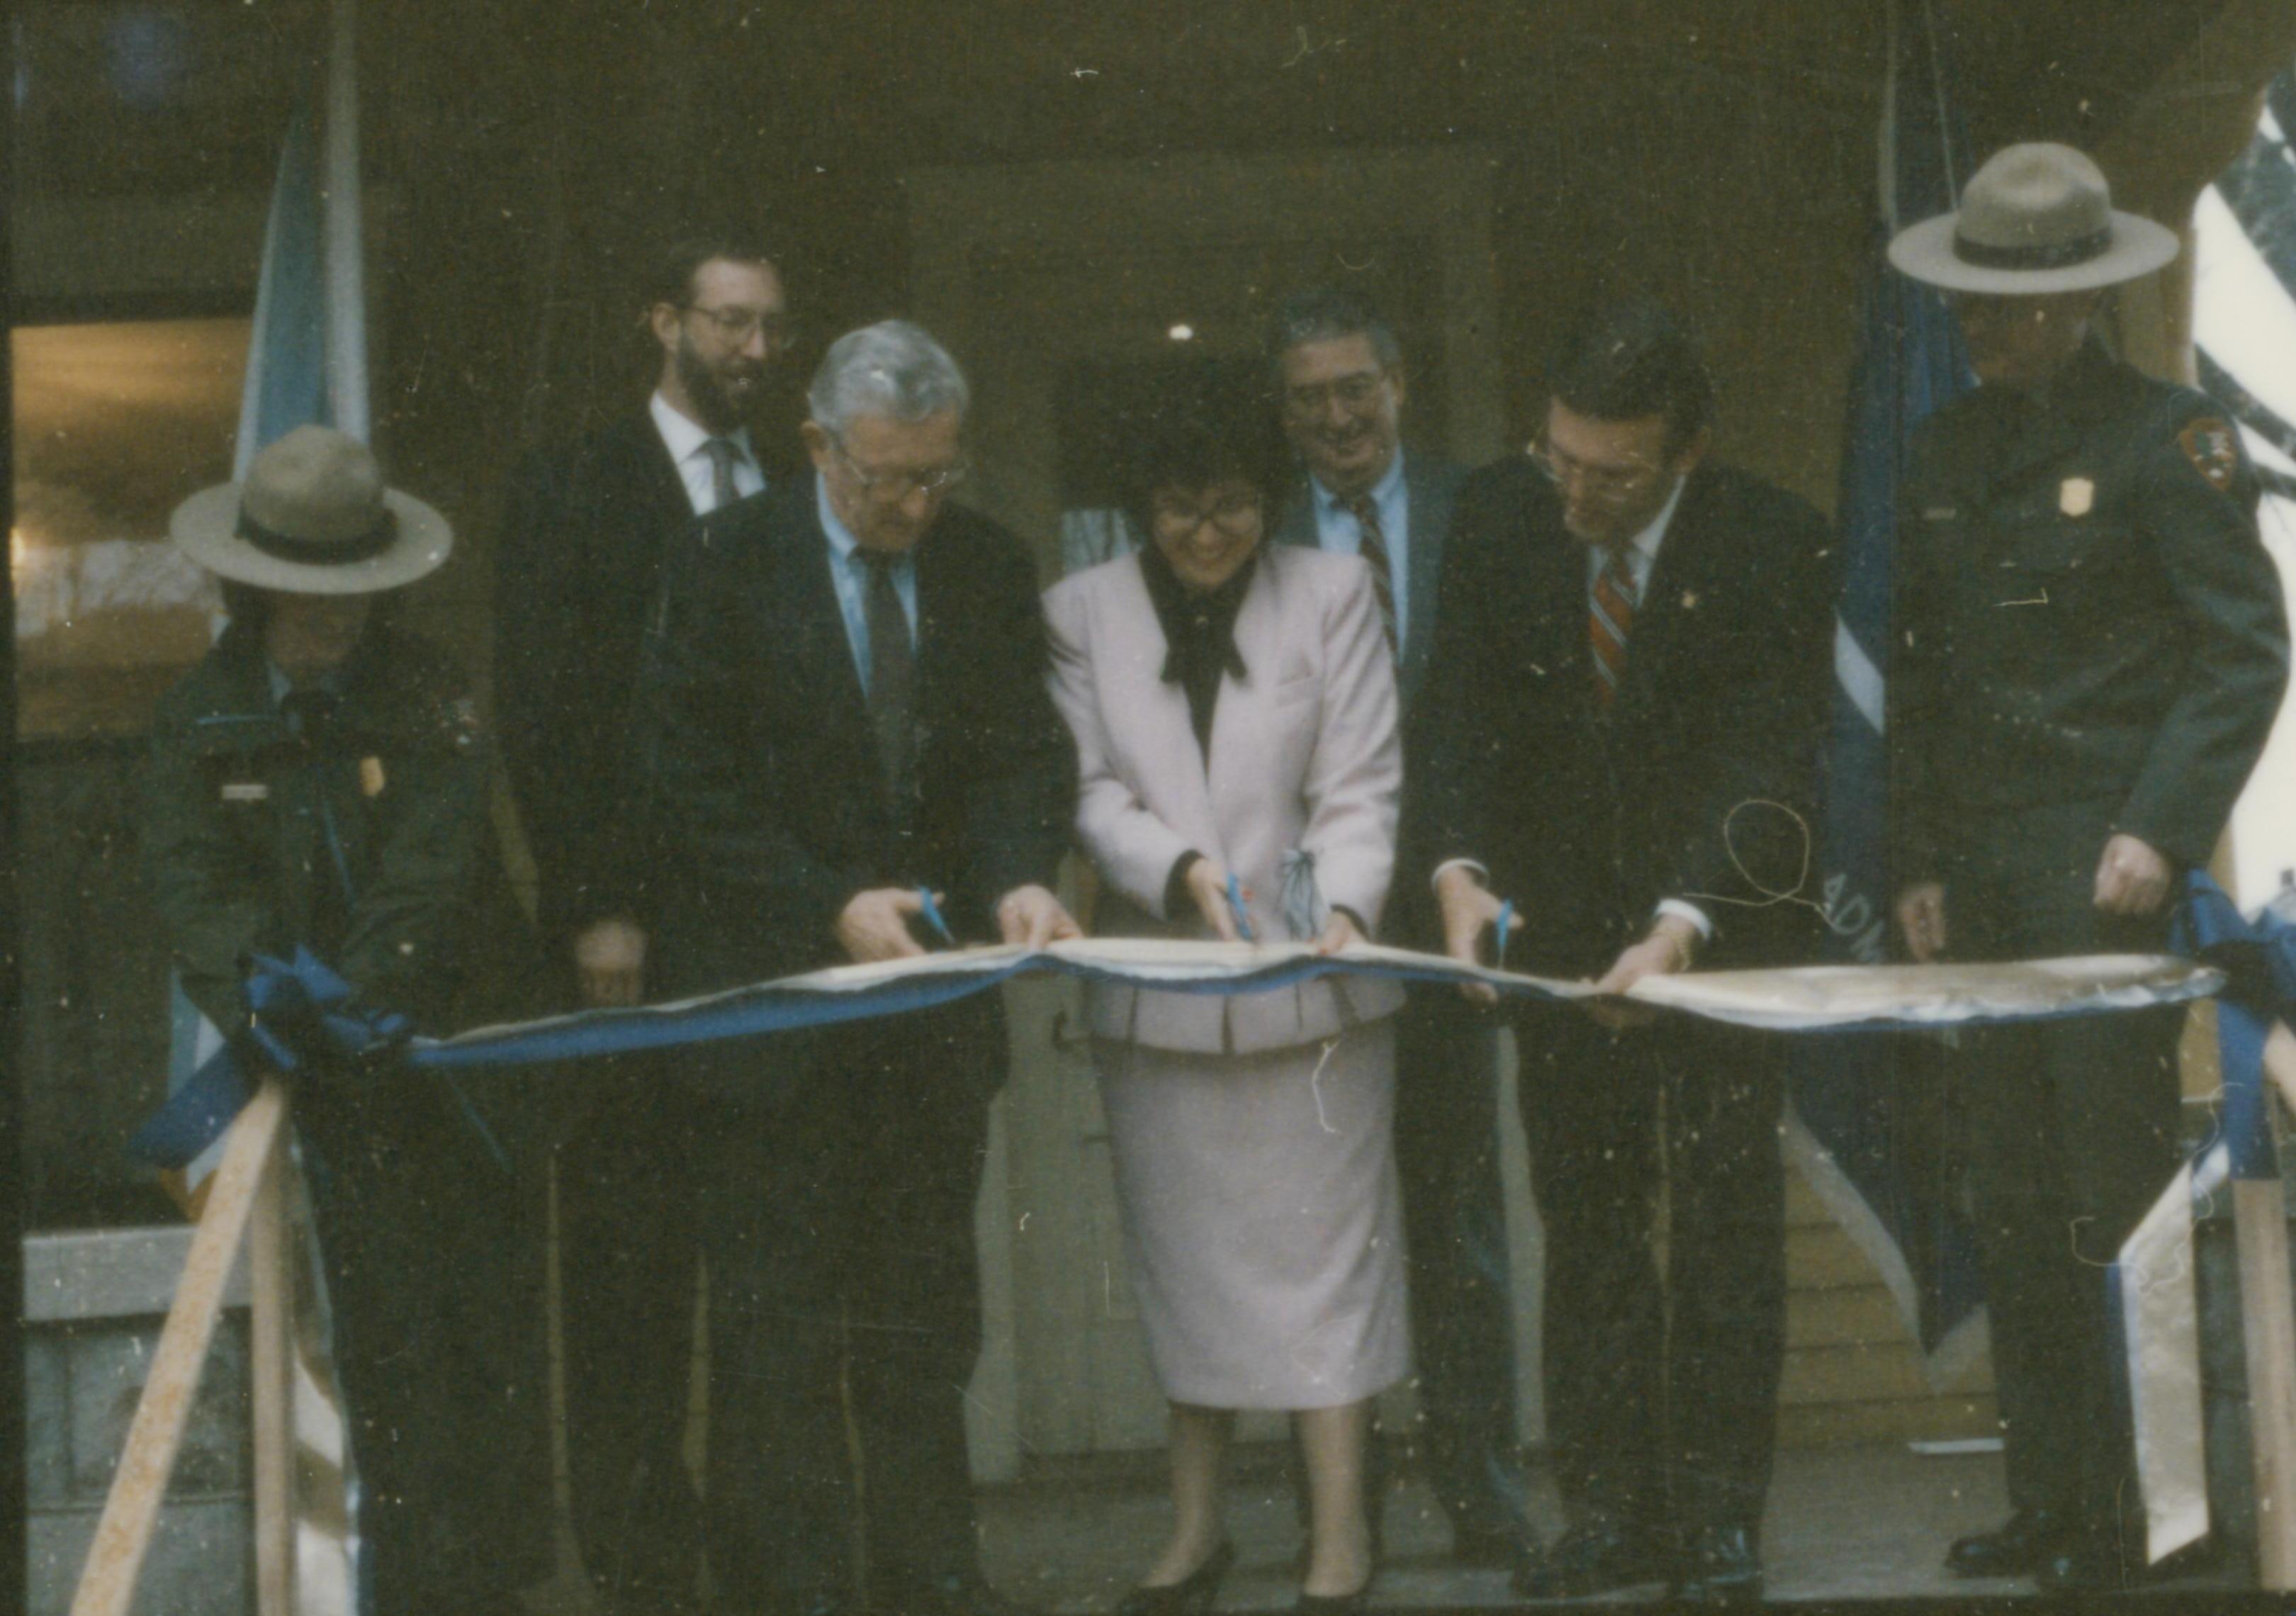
xmin=1116 ymin=1542 xmax=1235 ymax=1616
xmin=1946 ymin=1505 xmax=2076 ymax=1578
xmin=1674 ymin=1525 xmax=1763 ymax=1604
xmin=1512 ymin=1519 xmax=1670 ymax=1600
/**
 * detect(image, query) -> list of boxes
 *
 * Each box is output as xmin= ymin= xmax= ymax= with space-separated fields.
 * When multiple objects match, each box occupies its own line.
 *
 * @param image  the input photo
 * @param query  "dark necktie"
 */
xmin=1589 ymin=546 xmax=1636 ymax=707
xmin=702 ymin=437 xmax=740 ymax=512
xmin=1345 ymin=494 xmax=1400 ymax=661
xmin=862 ymin=551 xmax=917 ymax=805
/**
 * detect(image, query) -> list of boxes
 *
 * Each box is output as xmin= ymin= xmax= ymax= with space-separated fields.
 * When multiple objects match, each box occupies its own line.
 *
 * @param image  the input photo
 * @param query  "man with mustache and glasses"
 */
xmin=495 ymin=232 xmax=790 ymax=1616
xmin=1266 ymin=286 xmax=1537 ymax=1583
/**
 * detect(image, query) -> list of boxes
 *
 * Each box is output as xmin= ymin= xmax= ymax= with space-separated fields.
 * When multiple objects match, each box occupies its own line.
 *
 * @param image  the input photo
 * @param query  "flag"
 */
xmin=1784 ymin=0 xmax=1987 ymax=1379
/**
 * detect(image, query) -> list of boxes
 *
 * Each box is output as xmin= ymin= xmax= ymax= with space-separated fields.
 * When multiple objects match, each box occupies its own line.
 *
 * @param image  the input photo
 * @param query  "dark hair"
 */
xmin=1265 ymin=285 xmax=1403 ymax=380
xmin=643 ymin=232 xmax=784 ymax=313
xmin=1125 ymin=369 xmax=1290 ymax=532
xmin=217 ymin=578 xmax=396 ymax=649
xmin=1548 ymin=297 xmax=1714 ymax=454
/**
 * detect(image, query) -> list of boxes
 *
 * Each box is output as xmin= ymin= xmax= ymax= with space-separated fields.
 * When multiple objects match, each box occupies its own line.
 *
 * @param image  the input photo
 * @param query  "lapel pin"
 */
xmin=2059 ymin=477 xmax=2094 ymax=517
xmin=359 ymin=757 xmax=386 ymax=797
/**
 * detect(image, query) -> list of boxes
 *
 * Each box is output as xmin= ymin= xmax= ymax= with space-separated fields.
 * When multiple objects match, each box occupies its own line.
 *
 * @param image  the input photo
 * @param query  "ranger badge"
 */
xmin=2177 ymin=417 xmax=2241 ymax=492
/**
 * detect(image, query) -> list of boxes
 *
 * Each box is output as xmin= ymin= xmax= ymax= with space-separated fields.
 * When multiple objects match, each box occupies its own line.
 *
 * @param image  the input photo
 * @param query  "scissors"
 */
xmin=1225 ymin=872 xmax=1258 ymax=943
xmin=1493 ymin=899 xmax=1515 ymax=971
xmin=916 ymin=887 xmax=957 ymax=949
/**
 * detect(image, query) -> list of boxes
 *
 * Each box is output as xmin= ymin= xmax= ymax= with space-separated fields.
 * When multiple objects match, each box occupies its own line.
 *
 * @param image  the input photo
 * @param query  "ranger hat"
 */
xmin=1887 ymin=142 xmax=2180 ymax=295
xmin=170 ymin=425 xmax=453 ymax=595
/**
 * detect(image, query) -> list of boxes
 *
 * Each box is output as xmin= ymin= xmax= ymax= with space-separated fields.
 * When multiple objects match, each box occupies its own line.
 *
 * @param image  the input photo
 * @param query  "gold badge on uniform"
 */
xmin=2178 ymin=417 xmax=2241 ymax=493
xmin=359 ymin=757 xmax=386 ymax=797
xmin=2059 ymin=477 xmax=2094 ymax=517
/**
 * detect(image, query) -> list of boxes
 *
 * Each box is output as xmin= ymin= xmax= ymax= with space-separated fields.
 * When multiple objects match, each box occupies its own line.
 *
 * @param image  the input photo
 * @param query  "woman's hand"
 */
xmin=1185 ymin=858 xmax=1248 ymax=942
xmin=1314 ymin=909 xmax=1366 ymax=956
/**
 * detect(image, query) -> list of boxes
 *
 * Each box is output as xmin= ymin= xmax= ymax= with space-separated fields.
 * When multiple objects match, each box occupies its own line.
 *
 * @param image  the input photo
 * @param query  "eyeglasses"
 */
xmin=684 ymin=304 xmax=797 ymax=349
xmin=831 ymin=436 xmax=969 ymax=500
xmin=1283 ymin=371 xmax=1390 ymax=417
xmin=1150 ymin=488 xmax=1261 ymax=537
xmin=1529 ymin=438 xmax=1666 ymax=501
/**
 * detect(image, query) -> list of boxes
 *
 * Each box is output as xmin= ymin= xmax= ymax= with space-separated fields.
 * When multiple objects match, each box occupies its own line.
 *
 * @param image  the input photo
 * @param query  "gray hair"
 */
xmin=806 ymin=320 xmax=970 ymax=438
xmin=1266 ymin=285 xmax=1404 ymax=381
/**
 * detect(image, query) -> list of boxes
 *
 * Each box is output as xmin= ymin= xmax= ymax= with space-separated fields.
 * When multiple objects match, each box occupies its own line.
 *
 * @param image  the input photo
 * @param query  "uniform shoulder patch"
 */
xmin=2176 ymin=416 xmax=2241 ymax=493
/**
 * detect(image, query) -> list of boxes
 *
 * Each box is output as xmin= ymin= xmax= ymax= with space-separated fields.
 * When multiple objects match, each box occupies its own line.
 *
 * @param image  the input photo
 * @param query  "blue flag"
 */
xmin=1785 ymin=0 xmax=1986 ymax=1374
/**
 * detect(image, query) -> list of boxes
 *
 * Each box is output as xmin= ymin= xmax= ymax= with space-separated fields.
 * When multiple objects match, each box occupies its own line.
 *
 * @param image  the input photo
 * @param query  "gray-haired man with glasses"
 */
xmin=496 ymin=232 xmax=790 ymax=1616
xmin=634 ymin=320 xmax=1077 ymax=1616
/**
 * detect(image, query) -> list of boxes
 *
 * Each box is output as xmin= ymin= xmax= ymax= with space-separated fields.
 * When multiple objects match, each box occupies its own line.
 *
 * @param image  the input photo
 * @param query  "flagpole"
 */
xmin=324 ymin=0 xmax=368 ymax=442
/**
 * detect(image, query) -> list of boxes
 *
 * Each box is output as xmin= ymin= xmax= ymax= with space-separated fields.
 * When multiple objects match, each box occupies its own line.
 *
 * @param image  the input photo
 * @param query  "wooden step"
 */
xmin=1786 ymin=1281 xmax=1912 ymax=1348
xmin=1777 ymin=1393 xmax=2001 ymax=1449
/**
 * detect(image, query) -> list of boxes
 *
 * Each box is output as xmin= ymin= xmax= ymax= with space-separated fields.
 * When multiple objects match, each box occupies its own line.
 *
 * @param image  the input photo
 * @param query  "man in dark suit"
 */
xmin=1886 ymin=144 xmax=2289 ymax=1592
xmin=493 ymin=233 xmax=787 ymax=1614
xmin=1414 ymin=298 xmax=1835 ymax=1604
xmin=633 ymin=320 xmax=1079 ymax=1616
xmin=1266 ymin=286 xmax=1531 ymax=1571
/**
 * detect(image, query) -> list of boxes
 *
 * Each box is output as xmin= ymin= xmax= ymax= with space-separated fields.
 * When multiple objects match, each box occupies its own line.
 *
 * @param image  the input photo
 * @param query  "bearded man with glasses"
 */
xmin=1409 ymin=297 xmax=1835 ymax=1604
xmin=495 ymin=232 xmax=789 ymax=1616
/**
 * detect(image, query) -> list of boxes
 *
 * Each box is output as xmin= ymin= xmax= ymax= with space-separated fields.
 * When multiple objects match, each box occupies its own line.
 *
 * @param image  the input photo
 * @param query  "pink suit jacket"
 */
xmin=1044 ymin=542 xmax=1405 ymax=1055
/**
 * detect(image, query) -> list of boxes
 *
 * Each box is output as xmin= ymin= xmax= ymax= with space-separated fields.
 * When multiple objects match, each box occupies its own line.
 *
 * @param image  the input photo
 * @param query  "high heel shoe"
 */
xmin=1115 ymin=1541 xmax=1235 ymax=1616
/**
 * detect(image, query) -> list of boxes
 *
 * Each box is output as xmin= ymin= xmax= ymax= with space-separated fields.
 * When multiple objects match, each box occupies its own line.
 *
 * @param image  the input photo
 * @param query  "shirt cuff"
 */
xmin=1431 ymin=857 xmax=1489 ymax=894
xmin=1655 ymin=898 xmax=1713 ymax=940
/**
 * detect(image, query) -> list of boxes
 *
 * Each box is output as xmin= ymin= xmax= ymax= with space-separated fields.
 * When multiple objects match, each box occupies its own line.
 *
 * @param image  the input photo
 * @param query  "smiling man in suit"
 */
xmin=494 ymin=232 xmax=787 ymax=1616
xmin=1266 ymin=286 xmax=1534 ymax=1574
xmin=634 ymin=320 xmax=1078 ymax=1616
xmin=1413 ymin=298 xmax=1835 ymax=1604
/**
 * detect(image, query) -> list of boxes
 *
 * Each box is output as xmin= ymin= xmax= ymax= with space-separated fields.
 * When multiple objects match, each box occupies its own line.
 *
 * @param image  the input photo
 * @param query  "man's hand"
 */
xmin=573 ymin=917 xmax=647 ymax=1007
xmin=836 ymin=887 xmax=933 ymax=963
xmin=1586 ymin=914 xmax=1698 ymax=1029
xmin=2094 ymin=833 xmax=2173 ymax=917
xmin=1314 ymin=909 xmax=1366 ymax=956
xmin=1896 ymin=882 xmax=1947 ymax=963
xmin=996 ymin=883 xmax=1082 ymax=948
xmin=1184 ymin=858 xmax=1247 ymax=942
xmin=1434 ymin=864 xmax=1504 ymax=1005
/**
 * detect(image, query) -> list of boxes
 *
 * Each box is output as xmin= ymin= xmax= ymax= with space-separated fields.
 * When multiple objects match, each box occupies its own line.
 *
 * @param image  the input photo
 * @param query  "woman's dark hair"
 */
xmin=1548 ymin=296 xmax=1715 ymax=455
xmin=1123 ymin=367 xmax=1290 ymax=533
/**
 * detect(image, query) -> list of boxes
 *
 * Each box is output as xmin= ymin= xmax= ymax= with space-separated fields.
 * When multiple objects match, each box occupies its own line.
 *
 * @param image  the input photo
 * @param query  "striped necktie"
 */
xmin=1345 ymin=494 xmax=1400 ymax=661
xmin=1589 ymin=546 xmax=1636 ymax=707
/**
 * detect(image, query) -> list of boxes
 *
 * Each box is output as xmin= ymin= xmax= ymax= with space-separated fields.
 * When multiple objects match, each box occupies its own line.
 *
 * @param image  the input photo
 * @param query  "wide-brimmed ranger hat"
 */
xmin=1887 ymin=142 xmax=2180 ymax=296
xmin=170 ymin=425 xmax=453 ymax=595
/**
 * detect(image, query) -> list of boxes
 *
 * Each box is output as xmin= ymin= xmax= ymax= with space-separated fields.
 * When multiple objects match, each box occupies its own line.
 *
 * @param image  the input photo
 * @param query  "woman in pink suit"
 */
xmin=1043 ymin=381 xmax=1407 ymax=1616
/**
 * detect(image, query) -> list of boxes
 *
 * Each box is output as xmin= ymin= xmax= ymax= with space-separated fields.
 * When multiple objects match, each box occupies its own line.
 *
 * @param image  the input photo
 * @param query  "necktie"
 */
xmin=862 ymin=551 xmax=917 ymax=806
xmin=1345 ymin=494 xmax=1400 ymax=661
xmin=1589 ymin=546 xmax=1636 ymax=707
xmin=701 ymin=437 xmax=740 ymax=512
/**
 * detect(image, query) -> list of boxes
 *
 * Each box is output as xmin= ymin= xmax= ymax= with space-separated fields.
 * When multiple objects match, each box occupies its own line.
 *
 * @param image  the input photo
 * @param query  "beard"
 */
xmin=675 ymin=335 xmax=760 ymax=434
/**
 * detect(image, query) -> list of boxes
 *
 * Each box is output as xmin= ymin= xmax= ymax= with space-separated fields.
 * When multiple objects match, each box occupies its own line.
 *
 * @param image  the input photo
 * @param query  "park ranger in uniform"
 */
xmin=144 ymin=426 xmax=550 ymax=1616
xmin=1888 ymin=144 xmax=2288 ymax=1593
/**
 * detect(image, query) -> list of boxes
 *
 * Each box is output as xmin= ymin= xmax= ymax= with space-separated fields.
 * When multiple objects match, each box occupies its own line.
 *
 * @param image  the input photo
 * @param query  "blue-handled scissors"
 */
xmin=916 ymin=887 xmax=957 ymax=949
xmin=1493 ymin=899 xmax=1515 ymax=971
xmin=1225 ymin=872 xmax=1258 ymax=943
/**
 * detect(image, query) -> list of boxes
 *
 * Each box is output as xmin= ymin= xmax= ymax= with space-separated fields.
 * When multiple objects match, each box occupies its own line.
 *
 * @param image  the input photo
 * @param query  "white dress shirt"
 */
xmin=649 ymin=392 xmax=765 ymax=515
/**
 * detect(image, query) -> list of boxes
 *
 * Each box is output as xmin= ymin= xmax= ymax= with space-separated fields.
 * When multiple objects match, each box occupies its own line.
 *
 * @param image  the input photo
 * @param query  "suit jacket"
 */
xmin=1409 ymin=456 xmax=1837 ymax=978
xmin=633 ymin=474 xmax=1075 ymax=999
xmin=1045 ymin=544 xmax=1405 ymax=1054
xmin=1271 ymin=447 xmax=1465 ymax=717
xmin=1891 ymin=340 xmax=2288 ymax=872
xmin=495 ymin=411 xmax=692 ymax=943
